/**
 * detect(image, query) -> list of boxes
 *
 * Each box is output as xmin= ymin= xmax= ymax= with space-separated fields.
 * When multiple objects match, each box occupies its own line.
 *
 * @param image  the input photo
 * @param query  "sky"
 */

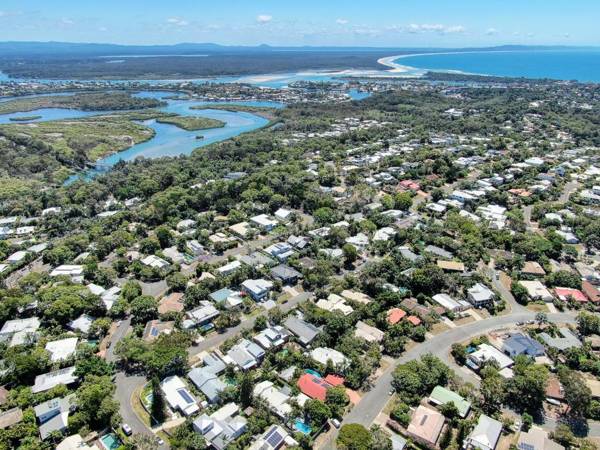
xmin=0 ymin=0 xmax=598 ymax=47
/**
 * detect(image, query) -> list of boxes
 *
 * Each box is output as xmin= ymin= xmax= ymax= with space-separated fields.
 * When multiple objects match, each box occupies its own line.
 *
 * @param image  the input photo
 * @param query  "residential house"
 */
xmin=251 ymin=214 xmax=278 ymax=232
xmin=540 ymin=328 xmax=581 ymax=351
xmin=241 ymin=279 xmax=274 ymax=301
xmin=217 ymin=260 xmax=242 ymax=276
xmin=209 ymin=288 xmax=244 ymax=310
xmin=406 ymin=405 xmax=445 ymax=448
xmin=188 ymin=367 xmax=227 ymax=404
xmin=467 ymin=283 xmax=495 ymax=307
xmin=519 ymin=281 xmax=554 ymax=302
xmin=0 ymin=407 xmax=23 ymax=430
xmin=185 ymin=301 xmax=220 ymax=328
xmin=142 ymin=320 xmax=175 ymax=342
xmin=193 ymin=403 xmax=247 ymax=450
xmin=158 ymin=293 xmax=185 ymax=315
xmin=264 ymin=242 xmax=295 ymax=261
xmin=354 ymin=321 xmax=384 ymax=343
xmin=387 ymin=308 xmax=407 ymax=325
xmin=34 ymin=395 xmax=76 ymax=440
xmin=464 ymin=415 xmax=502 ymax=450
xmin=522 ymin=261 xmax=546 ymax=277
xmin=274 ymin=208 xmax=293 ymax=222
xmin=297 ymin=373 xmax=332 ymax=402
xmin=316 ymin=294 xmax=354 ymax=316
xmin=554 ymin=287 xmax=588 ymax=303
xmin=45 ymin=338 xmax=78 ymax=363
xmin=431 ymin=294 xmax=470 ymax=313
xmin=238 ymin=252 xmax=276 ymax=269
xmin=50 ymin=265 xmax=84 ymax=283
xmin=582 ymin=281 xmax=600 ymax=303
xmin=140 ymin=255 xmax=169 ymax=269
xmin=248 ymin=425 xmax=297 ymax=450
xmin=56 ymin=434 xmax=100 ymax=450
xmin=160 ymin=376 xmax=199 ymax=416
xmin=429 ymin=386 xmax=471 ymax=418
xmin=467 ymin=344 xmax=514 ymax=371
xmin=270 ymin=264 xmax=302 ymax=285
xmin=310 ymin=347 xmax=349 ymax=368
xmin=437 ymin=260 xmax=466 ymax=273
xmin=229 ymin=222 xmax=253 ymax=238
xmin=68 ymin=314 xmax=95 ymax=334
xmin=32 ymin=367 xmax=77 ymax=394
xmin=253 ymin=380 xmax=292 ymax=418
xmin=284 ymin=316 xmax=320 ymax=347
xmin=224 ymin=339 xmax=265 ymax=370
xmin=517 ymin=426 xmax=565 ymax=450
xmin=502 ymin=333 xmax=545 ymax=358
xmin=253 ymin=325 xmax=289 ymax=350
xmin=0 ymin=317 xmax=41 ymax=344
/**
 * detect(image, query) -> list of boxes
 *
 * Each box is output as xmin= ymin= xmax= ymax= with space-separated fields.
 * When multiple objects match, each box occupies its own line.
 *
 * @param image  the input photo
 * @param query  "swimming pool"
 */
xmin=99 ymin=433 xmax=121 ymax=450
xmin=304 ymin=369 xmax=321 ymax=378
xmin=294 ymin=419 xmax=312 ymax=435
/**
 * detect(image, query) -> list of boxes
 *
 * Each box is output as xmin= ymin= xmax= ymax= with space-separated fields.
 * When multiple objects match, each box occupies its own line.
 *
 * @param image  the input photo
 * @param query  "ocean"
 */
xmin=395 ymin=49 xmax=600 ymax=82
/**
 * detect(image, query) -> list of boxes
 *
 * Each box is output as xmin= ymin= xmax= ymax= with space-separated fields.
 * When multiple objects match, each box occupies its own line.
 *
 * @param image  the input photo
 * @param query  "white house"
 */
xmin=160 ymin=376 xmax=199 ymax=416
xmin=241 ymin=279 xmax=273 ymax=301
xmin=310 ymin=347 xmax=349 ymax=368
xmin=467 ymin=283 xmax=495 ymax=307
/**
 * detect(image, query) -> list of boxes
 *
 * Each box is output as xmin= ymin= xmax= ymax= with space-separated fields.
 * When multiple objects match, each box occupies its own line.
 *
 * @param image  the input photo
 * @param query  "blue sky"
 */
xmin=0 ymin=0 xmax=597 ymax=47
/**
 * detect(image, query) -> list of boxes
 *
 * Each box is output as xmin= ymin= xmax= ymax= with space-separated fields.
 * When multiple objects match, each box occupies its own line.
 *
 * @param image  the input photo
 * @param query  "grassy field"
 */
xmin=155 ymin=115 xmax=225 ymax=131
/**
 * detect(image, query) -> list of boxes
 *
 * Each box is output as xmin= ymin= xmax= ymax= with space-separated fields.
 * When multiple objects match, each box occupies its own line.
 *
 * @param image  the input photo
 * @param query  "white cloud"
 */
xmin=336 ymin=18 xmax=349 ymax=25
xmin=257 ymin=15 xmax=273 ymax=24
xmin=167 ymin=17 xmax=189 ymax=26
xmin=98 ymin=26 xmax=108 ymax=32
xmin=0 ymin=11 xmax=5 ymax=17
xmin=486 ymin=27 xmax=498 ymax=35
xmin=61 ymin=17 xmax=74 ymax=25
xmin=445 ymin=25 xmax=465 ymax=34
xmin=407 ymin=23 xmax=465 ymax=34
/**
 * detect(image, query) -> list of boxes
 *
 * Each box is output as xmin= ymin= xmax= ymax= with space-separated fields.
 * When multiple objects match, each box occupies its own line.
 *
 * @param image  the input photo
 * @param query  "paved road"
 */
xmin=560 ymin=181 xmax=580 ymax=203
xmin=321 ymin=311 xmax=578 ymax=450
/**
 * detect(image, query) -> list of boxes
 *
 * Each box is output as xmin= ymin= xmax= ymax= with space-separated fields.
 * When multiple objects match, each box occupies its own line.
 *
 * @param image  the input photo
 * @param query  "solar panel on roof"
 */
xmin=265 ymin=427 xmax=284 ymax=447
xmin=177 ymin=388 xmax=194 ymax=404
xmin=519 ymin=444 xmax=535 ymax=450
xmin=150 ymin=327 xmax=159 ymax=336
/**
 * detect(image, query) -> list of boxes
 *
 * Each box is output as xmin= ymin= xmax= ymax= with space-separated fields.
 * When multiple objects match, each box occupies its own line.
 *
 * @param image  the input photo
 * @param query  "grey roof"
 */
xmin=238 ymin=252 xmax=276 ymax=268
xmin=39 ymin=412 xmax=68 ymax=440
xmin=203 ymin=353 xmax=226 ymax=374
xmin=188 ymin=367 xmax=227 ymax=403
xmin=284 ymin=316 xmax=320 ymax=346
xmin=34 ymin=394 xmax=75 ymax=420
xmin=540 ymin=327 xmax=582 ymax=351
xmin=270 ymin=264 xmax=302 ymax=282
xmin=466 ymin=415 xmax=502 ymax=450
xmin=425 ymin=245 xmax=454 ymax=259
xmin=503 ymin=333 xmax=545 ymax=357
xmin=32 ymin=367 xmax=77 ymax=393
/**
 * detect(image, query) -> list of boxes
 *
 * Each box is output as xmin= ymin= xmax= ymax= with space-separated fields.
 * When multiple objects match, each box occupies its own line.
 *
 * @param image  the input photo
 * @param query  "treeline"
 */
xmin=0 ymin=51 xmax=389 ymax=80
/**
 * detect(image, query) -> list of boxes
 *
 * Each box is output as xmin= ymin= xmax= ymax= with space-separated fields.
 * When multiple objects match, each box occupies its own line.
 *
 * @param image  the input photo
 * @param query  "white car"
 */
xmin=122 ymin=423 xmax=132 ymax=436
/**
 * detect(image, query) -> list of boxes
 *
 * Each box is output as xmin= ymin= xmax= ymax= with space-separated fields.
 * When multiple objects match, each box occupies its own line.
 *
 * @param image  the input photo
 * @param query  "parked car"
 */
xmin=122 ymin=423 xmax=132 ymax=436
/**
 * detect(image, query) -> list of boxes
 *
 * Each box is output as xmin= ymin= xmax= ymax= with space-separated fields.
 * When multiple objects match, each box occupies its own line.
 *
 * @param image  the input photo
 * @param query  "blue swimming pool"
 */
xmin=305 ymin=369 xmax=321 ymax=378
xmin=99 ymin=433 xmax=121 ymax=450
xmin=294 ymin=419 xmax=312 ymax=435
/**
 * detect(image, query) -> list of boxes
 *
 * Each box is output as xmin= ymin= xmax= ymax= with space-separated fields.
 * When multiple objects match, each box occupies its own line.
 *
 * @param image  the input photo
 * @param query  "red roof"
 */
xmin=387 ymin=308 xmax=406 ymax=325
xmin=554 ymin=287 xmax=588 ymax=303
xmin=407 ymin=315 xmax=422 ymax=326
xmin=297 ymin=374 xmax=331 ymax=401
xmin=324 ymin=374 xmax=345 ymax=387
xmin=582 ymin=281 xmax=600 ymax=303
xmin=399 ymin=180 xmax=420 ymax=191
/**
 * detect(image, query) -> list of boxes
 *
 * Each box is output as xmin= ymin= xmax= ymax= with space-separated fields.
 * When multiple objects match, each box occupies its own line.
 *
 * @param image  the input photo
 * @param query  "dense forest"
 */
xmin=0 ymin=92 xmax=165 ymax=114
xmin=0 ymin=52 xmax=390 ymax=79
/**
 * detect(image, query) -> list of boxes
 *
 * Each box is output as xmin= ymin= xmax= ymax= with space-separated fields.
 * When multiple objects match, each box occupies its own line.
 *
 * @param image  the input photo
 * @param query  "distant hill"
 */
xmin=0 ymin=41 xmax=591 ymax=58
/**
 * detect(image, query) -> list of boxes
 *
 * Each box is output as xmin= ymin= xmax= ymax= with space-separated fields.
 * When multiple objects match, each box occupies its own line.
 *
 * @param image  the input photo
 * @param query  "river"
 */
xmin=0 ymin=90 xmax=280 ymax=183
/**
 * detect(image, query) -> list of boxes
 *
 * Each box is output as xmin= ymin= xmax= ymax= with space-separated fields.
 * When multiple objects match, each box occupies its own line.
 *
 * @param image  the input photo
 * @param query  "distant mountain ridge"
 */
xmin=0 ymin=41 xmax=593 ymax=58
